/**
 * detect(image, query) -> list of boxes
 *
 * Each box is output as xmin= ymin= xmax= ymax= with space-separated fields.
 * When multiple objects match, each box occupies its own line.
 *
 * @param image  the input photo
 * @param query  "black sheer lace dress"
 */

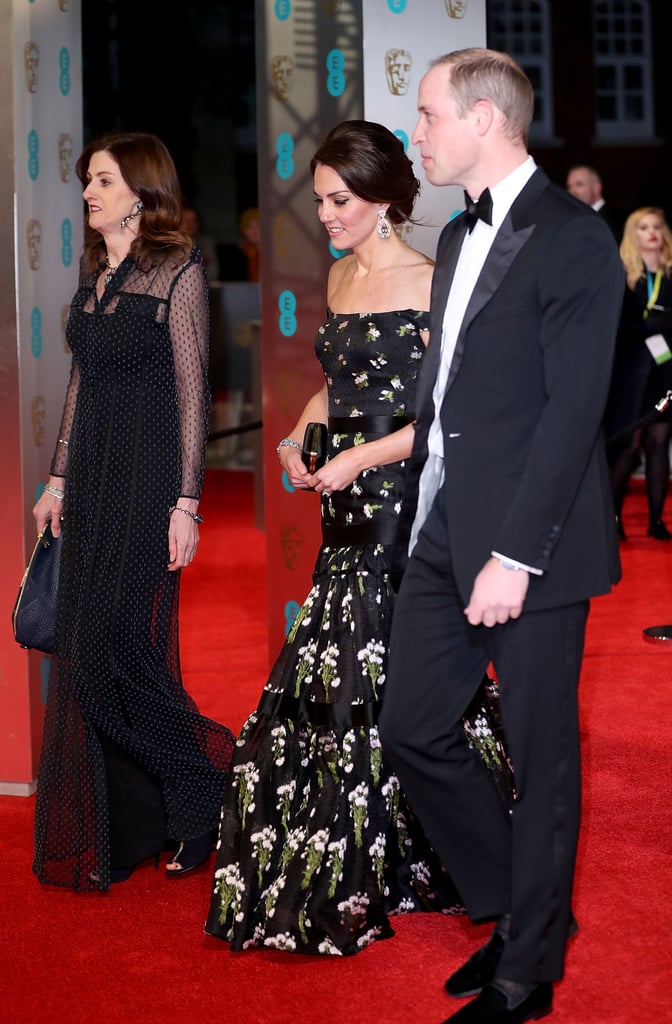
xmin=33 ymin=249 xmax=235 ymax=891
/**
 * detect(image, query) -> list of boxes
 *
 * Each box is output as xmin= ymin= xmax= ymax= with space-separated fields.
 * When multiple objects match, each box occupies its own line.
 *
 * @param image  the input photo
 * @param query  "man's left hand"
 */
xmin=465 ymin=557 xmax=529 ymax=627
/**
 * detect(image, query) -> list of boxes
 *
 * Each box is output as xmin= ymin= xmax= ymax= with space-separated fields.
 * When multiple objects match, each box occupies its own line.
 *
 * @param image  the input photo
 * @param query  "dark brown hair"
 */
xmin=76 ymin=131 xmax=192 ymax=274
xmin=310 ymin=120 xmax=420 ymax=225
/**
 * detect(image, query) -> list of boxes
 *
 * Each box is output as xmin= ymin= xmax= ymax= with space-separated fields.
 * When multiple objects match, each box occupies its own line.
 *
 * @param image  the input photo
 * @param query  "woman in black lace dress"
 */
xmin=205 ymin=121 xmax=513 ymax=955
xmin=32 ymin=132 xmax=234 ymax=891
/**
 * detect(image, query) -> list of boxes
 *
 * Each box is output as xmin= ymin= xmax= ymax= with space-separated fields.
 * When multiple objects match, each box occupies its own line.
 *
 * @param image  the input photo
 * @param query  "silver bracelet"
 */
xmin=169 ymin=505 xmax=204 ymax=524
xmin=276 ymin=437 xmax=302 ymax=463
xmin=44 ymin=484 xmax=65 ymax=500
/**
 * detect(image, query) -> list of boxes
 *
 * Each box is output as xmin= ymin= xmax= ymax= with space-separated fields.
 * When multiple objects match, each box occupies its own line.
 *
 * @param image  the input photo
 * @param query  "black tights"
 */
xmin=610 ymin=420 xmax=671 ymax=523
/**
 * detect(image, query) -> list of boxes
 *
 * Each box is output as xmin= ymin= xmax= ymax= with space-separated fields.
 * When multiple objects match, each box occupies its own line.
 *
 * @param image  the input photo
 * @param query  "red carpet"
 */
xmin=1 ymin=471 xmax=670 ymax=1023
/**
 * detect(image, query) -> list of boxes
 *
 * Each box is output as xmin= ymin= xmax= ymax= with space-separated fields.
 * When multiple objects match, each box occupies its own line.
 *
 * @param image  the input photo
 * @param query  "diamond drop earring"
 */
xmin=377 ymin=210 xmax=392 ymax=239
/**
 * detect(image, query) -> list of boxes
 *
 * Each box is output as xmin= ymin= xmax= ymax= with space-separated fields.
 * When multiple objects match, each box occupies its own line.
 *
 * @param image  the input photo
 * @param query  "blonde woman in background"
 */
xmin=606 ymin=206 xmax=672 ymax=540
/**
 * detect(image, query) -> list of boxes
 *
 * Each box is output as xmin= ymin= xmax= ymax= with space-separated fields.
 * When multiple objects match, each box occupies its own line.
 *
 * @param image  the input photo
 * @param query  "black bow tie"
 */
xmin=463 ymin=188 xmax=493 ymax=232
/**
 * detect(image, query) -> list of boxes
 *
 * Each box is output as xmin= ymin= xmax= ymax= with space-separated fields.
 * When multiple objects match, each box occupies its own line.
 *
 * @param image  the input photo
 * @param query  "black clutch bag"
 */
xmin=301 ymin=422 xmax=327 ymax=474
xmin=12 ymin=521 xmax=63 ymax=654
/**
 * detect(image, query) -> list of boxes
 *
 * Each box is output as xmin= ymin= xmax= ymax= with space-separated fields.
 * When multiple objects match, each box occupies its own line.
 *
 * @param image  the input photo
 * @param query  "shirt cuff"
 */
xmin=491 ymin=551 xmax=544 ymax=576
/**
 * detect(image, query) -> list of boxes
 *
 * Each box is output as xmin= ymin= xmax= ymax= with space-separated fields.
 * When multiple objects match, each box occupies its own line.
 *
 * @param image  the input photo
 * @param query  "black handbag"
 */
xmin=301 ymin=421 xmax=328 ymax=474
xmin=12 ymin=522 xmax=63 ymax=654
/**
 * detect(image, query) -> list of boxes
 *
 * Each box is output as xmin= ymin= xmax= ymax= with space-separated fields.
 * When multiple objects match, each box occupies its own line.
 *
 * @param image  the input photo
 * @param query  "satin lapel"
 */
xmin=415 ymin=219 xmax=469 ymax=416
xmin=443 ymin=214 xmax=536 ymax=393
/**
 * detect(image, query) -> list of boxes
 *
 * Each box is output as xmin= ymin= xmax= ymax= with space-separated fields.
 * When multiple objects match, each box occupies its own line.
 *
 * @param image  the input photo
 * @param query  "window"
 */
xmin=593 ymin=0 xmax=653 ymax=140
xmin=488 ymin=0 xmax=554 ymax=141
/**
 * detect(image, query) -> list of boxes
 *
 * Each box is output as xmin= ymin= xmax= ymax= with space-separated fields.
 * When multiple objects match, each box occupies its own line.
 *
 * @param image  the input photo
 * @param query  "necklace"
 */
xmin=104 ymin=254 xmax=118 ymax=287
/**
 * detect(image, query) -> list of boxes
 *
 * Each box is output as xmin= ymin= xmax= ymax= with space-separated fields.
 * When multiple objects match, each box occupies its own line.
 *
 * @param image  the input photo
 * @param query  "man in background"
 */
xmin=566 ymin=163 xmax=626 ymax=241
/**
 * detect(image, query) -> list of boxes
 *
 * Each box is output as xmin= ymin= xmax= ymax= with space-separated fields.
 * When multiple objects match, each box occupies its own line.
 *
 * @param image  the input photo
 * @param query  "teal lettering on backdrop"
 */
xmin=31 ymin=306 xmax=42 ymax=357
xmin=276 ymin=133 xmax=295 ymax=179
xmin=274 ymin=0 xmax=291 ymax=21
xmin=326 ymin=49 xmax=345 ymax=96
xmin=278 ymin=290 xmax=297 ymax=336
xmin=27 ymin=130 xmax=39 ymax=181
xmin=59 ymin=47 xmax=70 ymax=96
xmin=61 ymin=218 xmax=73 ymax=267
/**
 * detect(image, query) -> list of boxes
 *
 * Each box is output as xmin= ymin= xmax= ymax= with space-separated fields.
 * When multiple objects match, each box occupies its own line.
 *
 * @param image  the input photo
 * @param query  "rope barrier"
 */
xmin=605 ymin=390 xmax=672 ymax=445
xmin=204 ymin=396 xmax=672 ymax=449
xmin=207 ymin=419 xmax=263 ymax=443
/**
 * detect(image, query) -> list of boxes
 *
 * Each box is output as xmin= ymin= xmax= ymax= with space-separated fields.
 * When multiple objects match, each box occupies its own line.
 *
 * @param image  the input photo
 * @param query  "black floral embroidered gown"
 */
xmin=33 ymin=250 xmax=235 ymax=891
xmin=205 ymin=309 xmax=513 ymax=955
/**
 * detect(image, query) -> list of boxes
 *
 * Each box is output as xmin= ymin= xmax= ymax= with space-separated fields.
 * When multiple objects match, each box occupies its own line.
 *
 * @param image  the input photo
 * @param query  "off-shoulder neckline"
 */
xmin=326 ymin=307 xmax=429 ymax=317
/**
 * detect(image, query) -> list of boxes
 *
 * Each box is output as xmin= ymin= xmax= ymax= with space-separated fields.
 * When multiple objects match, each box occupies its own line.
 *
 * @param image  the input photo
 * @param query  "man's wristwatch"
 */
xmin=496 ymin=556 xmax=522 ymax=571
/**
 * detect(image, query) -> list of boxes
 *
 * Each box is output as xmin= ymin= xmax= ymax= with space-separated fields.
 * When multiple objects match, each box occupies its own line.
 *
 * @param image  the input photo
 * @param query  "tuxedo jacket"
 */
xmin=402 ymin=168 xmax=624 ymax=611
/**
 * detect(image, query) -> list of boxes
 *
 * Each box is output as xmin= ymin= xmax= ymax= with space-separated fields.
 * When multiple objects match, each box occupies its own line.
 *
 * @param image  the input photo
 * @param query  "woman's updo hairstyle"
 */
xmin=310 ymin=119 xmax=420 ymax=225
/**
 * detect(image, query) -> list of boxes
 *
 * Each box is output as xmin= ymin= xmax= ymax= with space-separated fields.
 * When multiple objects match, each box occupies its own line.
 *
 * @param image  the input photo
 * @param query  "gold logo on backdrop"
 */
xmin=270 ymin=55 xmax=295 ymax=101
xmin=58 ymin=133 xmax=74 ymax=183
xmin=24 ymin=41 xmax=40 ymax=94
xmin=322 ymin=0 xmax=342 ymax=13
xmin=280 ymin=525 xmax=303 ymax=570
xmin=32 ymin=396 xmax=46 ymax=447
xmin=27 ymin=219 xmax=42 ymax=271
xmin=445 ymin=0 xmax=467 ymax=17
xmin=61 ymin=304 xmax=72 ymax=352
xmin=58 ymin=0 xmax=71 ymax=10
xmin=273 ymin=211 xmax=297 ymax=262
xmin=385 ymin=49 xmax=412 ymax=96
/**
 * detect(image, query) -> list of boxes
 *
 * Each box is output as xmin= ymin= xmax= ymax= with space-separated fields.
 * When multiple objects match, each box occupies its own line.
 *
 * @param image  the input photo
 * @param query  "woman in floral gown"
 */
xmin=205 ymin=121 xmax=513 ymax=955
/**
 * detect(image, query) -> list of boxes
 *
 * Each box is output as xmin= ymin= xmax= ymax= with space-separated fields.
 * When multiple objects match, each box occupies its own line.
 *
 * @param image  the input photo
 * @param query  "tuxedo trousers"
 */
xmin=380 ymin=484 xmax=588 ymax=983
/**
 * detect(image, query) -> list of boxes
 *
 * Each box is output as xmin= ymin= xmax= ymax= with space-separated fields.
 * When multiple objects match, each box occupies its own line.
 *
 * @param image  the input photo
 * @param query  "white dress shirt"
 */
xmin=409 ymin=156 xmax=540 ymax=572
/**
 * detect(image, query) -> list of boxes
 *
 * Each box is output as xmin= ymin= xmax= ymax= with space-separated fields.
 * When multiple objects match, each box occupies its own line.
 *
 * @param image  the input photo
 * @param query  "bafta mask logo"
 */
xmin=280 ymin=525 xmax=303 ymax=570
xmin=32 ymin=396 xmax=46 ymax=447
xmin=445 ymin=0 xmax=467 ymax=17
xmin=27 ymin=219 xmax=42 ymax=271
xmin=25 ymin=41 xmax=40 ymax=94
xmin=273 ymin=210 xmax=297 ymax=261
xmin=322 ymin=0 xmax=342 ymax=13
xmin=385 ymin=48 xmax=412 ymax=96
xmin=270 ymin=55 xmax=295 ymax=101
xmin=58 ymin=0 xmax=71 ymax=10
xmin=58 ymin=133 xmax=74 ymax=183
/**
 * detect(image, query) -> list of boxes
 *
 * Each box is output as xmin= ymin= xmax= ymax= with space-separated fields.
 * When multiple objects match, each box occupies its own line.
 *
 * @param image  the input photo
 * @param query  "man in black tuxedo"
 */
xmin=379 ymin=50 xmax=624 ymax=1023
xmin=566 ymin=163 xmax=626 ymax=242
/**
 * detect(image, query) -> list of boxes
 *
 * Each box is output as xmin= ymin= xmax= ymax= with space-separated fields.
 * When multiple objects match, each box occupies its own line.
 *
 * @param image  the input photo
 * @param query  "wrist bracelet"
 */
xmin=169 ymin=505 xmax=204 ymax=524
xmin=276 ymin=437 xmax=302 ymax=464
xmin=44 ymin=484 xmax=65 ymax=500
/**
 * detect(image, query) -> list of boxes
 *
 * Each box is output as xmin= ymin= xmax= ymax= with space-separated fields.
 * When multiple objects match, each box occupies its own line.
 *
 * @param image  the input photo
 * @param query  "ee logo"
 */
xmin=278 ymin=290 xmax=297 ymax=337
xmin=28 ymin=130 xmax=39 ymax=181
xmin=326 ymin=49 xmax=345 ymax=97
xmin=276 ymin=133 xmax=294 ymax=179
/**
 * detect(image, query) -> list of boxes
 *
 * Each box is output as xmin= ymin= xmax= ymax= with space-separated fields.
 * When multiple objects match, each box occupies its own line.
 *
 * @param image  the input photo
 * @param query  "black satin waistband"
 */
xmin=321 ymin=520 xmax=401 ymax=546
xmin=257 ymin=689 xmax=381 ymax=728
xmin=328 ymin=414 xmax=413 ymax=435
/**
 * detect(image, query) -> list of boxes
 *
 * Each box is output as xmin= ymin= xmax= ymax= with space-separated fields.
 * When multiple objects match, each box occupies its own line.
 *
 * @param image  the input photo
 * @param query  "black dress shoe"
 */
xmin=442 ymin=982 xmax=553 ymax=1022
xmin=445 ymin=932 xmax=506 ymax=998
xmin=647 ymin=519 xmax=672 ymax=540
